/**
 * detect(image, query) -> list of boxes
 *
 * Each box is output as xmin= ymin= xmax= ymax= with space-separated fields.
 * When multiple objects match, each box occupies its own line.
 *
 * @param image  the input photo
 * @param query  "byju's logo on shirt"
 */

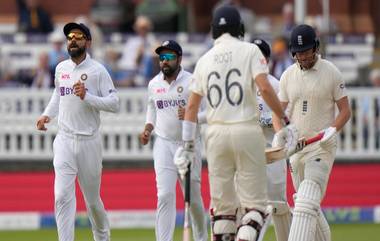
xmin=156 ymin=99 xmax=186 ymax=109
xmin=60 ymin=87 xmax=74 ymax=96
xmin=60 ymin=87 xmax=88 ymax=96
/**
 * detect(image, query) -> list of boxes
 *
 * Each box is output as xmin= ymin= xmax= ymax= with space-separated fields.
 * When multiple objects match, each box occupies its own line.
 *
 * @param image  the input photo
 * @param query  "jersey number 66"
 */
xmin=207 ymin=68 xmax=243 ymax=108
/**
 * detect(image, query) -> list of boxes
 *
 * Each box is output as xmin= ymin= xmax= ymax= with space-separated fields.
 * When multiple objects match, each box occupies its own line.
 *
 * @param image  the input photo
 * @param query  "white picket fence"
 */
xmin=0 ymin=88 xmax=379 ymax=161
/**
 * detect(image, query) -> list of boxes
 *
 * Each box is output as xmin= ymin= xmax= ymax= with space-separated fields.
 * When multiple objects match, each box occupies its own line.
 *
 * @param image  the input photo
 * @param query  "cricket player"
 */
xmin=36 ymin=22 xmax=120 ymax=241
xmin=252 ymin=38 xmax=292 ymax=241
xmin=174 ymin=5 xmax=298 ymax=241
xmin=139 ymin=40 xmax=208 ymax=241
xmin=272 ymin=24 xmax=351 ymax=241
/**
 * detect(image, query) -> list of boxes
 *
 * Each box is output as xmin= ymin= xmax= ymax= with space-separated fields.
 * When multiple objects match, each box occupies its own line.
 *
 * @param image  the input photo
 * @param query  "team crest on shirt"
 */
xmin=177 ymin=86 xmax=183 ymax=93
xmin=80 ymin=74 xmax=88 ymax=81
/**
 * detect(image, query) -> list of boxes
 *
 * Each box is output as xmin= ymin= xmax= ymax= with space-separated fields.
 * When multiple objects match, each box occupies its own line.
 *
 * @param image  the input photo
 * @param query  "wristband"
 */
xmin=182 ymin=120 xmax=197 ymax=141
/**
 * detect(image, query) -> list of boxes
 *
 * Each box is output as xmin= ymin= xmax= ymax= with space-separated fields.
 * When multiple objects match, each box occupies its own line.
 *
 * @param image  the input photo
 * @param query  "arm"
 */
xmin=83 ymin=69 xmax=120 ymax=113
xmin=255 ymin=73 xmax=287 ymax=127
xmin=42 ymin=87 xmax=60 ymax=118
xmin=37 ymin=85 xmax=60 ymax=131
xmin=196 ymin=97 xmax=207 ymax=124
xmin=332 ymin=96 xmax=351 ymax=131
xmin=272 ymin=102 xmax=289 ymax=132
xmin=184 ymin=92 xmax=203 ymax=128
xmin=320 ymin=96 xmax=351 ymax=147
xmin=174 ymin=91 xmax=203 ymax=177
xmin=140 ymin=93 xmax=156 ymax=145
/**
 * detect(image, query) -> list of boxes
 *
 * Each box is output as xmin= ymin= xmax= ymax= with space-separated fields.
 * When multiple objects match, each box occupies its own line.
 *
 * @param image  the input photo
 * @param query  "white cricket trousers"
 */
xmin=153 ymin=136 xmax=208 ymax=241
xmin=263 ymin=126 xmax=287 ymax=202
xmin=53 ymin=131 xmax=110 ymax=241
xmin=206 ymin=122 xmax=268 ymax=216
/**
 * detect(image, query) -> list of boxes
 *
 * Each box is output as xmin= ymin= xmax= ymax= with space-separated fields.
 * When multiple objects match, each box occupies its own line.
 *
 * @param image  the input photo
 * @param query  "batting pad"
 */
xmin=315 ymin=209 xmax=331 ymax=241
xmin=288 ymin=179 xmax=321 ymax=241
xmin=236 ymin=210 xmax=264 ymax=241
xmin=212 ymin=219 xmax=236 ymax=241
xmin=270 ymin=201 xmax=292 ymax=241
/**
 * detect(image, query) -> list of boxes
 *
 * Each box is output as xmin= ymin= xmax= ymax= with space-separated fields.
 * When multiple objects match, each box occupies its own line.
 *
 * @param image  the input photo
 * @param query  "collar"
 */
xmin=214 ymin=33 xmax=239 ymax=46
xmin=160 ymin=67 xmax=184 ymax=85
xmin=70 ymin=53 xmax=91 ymax=67
xmin=296 ymin=54 xmax=321 ymax=71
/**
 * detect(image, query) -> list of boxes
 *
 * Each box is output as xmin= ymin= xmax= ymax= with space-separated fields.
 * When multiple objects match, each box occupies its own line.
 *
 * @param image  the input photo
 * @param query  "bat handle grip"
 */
xmin=184 ymin=164 xmax=191 ymax=203
xmin=306 ymin=132 xmax=324 ymax=145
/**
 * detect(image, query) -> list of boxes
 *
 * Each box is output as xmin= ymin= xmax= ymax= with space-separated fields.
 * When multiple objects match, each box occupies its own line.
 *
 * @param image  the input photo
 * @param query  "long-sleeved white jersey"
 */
xmin=146 ymin=68 xmax=206 ymax=141
xmin=43 ymin=54 xmax=120 ymax=135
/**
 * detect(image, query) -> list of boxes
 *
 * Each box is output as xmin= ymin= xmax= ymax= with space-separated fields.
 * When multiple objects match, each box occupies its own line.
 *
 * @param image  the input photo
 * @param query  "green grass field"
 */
xmin=0 ymin=223 xmax=378 ymax=241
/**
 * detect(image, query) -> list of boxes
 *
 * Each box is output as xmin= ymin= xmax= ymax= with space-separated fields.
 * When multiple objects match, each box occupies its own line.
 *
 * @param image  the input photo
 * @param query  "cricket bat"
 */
xmin=265 ymin=132 xmax=325 ymax=163
xmin=182 ymin=164 xmax=191 ymax=241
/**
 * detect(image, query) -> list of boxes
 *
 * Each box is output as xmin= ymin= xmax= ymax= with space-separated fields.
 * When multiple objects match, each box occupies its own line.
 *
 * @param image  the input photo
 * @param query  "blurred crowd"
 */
xmin=0 ymin=0 xmax=378 ymax=91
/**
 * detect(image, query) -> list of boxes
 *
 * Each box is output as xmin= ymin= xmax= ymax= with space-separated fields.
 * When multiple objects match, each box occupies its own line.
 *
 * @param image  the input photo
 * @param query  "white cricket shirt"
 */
xmin=256 ymin=74 xmax=280 ymax=126
xmin=256 ymin=74 xmax=280 ymax=143
xmin=146 ymin=68 xmax=204 ymax=141
xmin=190 ymin=33 xmax=269 ymax=125
xmin=43 ymin=54 xmax=120 ymax=135
xmin=278 ymin=56 xmax=347 ymax=138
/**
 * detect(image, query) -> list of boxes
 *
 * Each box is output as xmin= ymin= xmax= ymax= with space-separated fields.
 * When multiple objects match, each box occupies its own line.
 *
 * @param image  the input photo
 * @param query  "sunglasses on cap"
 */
xmin=159 ymin=53 xmax=177 ymax=61
xmin=67 ymin=32 xmax=86 ymax=41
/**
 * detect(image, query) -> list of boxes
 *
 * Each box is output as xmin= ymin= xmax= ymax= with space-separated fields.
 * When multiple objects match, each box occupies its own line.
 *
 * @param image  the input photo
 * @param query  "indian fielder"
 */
xmin=174 ymin=5 xmax=298 ymax=241
xmin=272 ymin=24 xmax=351 ymax=241
xmin=139 ymin=40 xmax=208 ymax=241
xmin=36 ymin=22 xmax=120 ymax=241
xmin=252 ymin=38 xmax=292 ymax=241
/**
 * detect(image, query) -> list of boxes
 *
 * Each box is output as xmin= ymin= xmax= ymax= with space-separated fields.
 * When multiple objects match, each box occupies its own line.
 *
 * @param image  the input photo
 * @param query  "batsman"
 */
xmin=175 ymin=5 xmax=298 ymax=241
xmin=272 ymin=24 xmax=351 ymax=241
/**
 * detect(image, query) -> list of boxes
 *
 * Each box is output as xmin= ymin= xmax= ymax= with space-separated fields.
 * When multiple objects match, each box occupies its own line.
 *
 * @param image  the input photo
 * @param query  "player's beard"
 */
xmin=161 ymin=64 xmax=179 ymax=78
xmin=68 ymin=44 xmax=86 ymax=58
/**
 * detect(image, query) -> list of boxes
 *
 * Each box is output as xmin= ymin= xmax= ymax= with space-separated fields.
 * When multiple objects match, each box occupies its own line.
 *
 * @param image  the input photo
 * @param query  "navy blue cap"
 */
xmin=155 ymin=40 xmax=182 ymax=56
xmin=290 ymin=24 xmax=318 ymax=53
xmin=63 ymin=22 xmax=92 ymax=40
xmin=212 ymin=5 xmax=241 ymax=28
xmin=252 ymin=38 xmax=271 ymax=58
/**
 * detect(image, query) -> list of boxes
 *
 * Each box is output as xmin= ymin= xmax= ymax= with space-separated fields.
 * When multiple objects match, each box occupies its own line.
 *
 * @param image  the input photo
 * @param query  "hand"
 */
xmin=272 ymin=131 xmax=284 ymax=148
xmin=178 ymin=105 xmax=185 ymax=120
xmin=287 ymin=137 xmax=306 ymax=156
xmin=283 ymin=124 xmax=299 ymax=154
xmin=320 ymin=127 xmax=337 ymax=148
xmin=139 ymin=130 xmax=151 ymax=145
xmin=174 ymin=141 xmax=195 ymax=178
xmin=73 ymin=80 xmax=86 ymax=100
xmin=272 ymin=124 xmax=299 ymax=151
xmin=295 ymin=137 xmax=307 ymax=152
xmin=36 ymin=115 xmax=50 ymax=131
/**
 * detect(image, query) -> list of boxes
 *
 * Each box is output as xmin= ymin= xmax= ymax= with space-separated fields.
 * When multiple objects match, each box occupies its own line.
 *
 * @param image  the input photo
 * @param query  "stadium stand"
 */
xmin=0 ymin=87 xmax=379 ymax=161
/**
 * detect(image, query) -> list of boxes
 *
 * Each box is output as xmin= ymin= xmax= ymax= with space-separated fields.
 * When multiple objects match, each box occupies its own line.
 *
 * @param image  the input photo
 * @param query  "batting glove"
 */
xmin=320 ymin=127 xmax=337 ymax=148
xmin=272 ymin=124 xmax=299 ymax=156
xmin=272 ymin=131 xmax=285 ymax=148
xmin=287 ymin=137 xmax=306 ymax=156
xmin=174 ymin=141 xmax=195 ymax=178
